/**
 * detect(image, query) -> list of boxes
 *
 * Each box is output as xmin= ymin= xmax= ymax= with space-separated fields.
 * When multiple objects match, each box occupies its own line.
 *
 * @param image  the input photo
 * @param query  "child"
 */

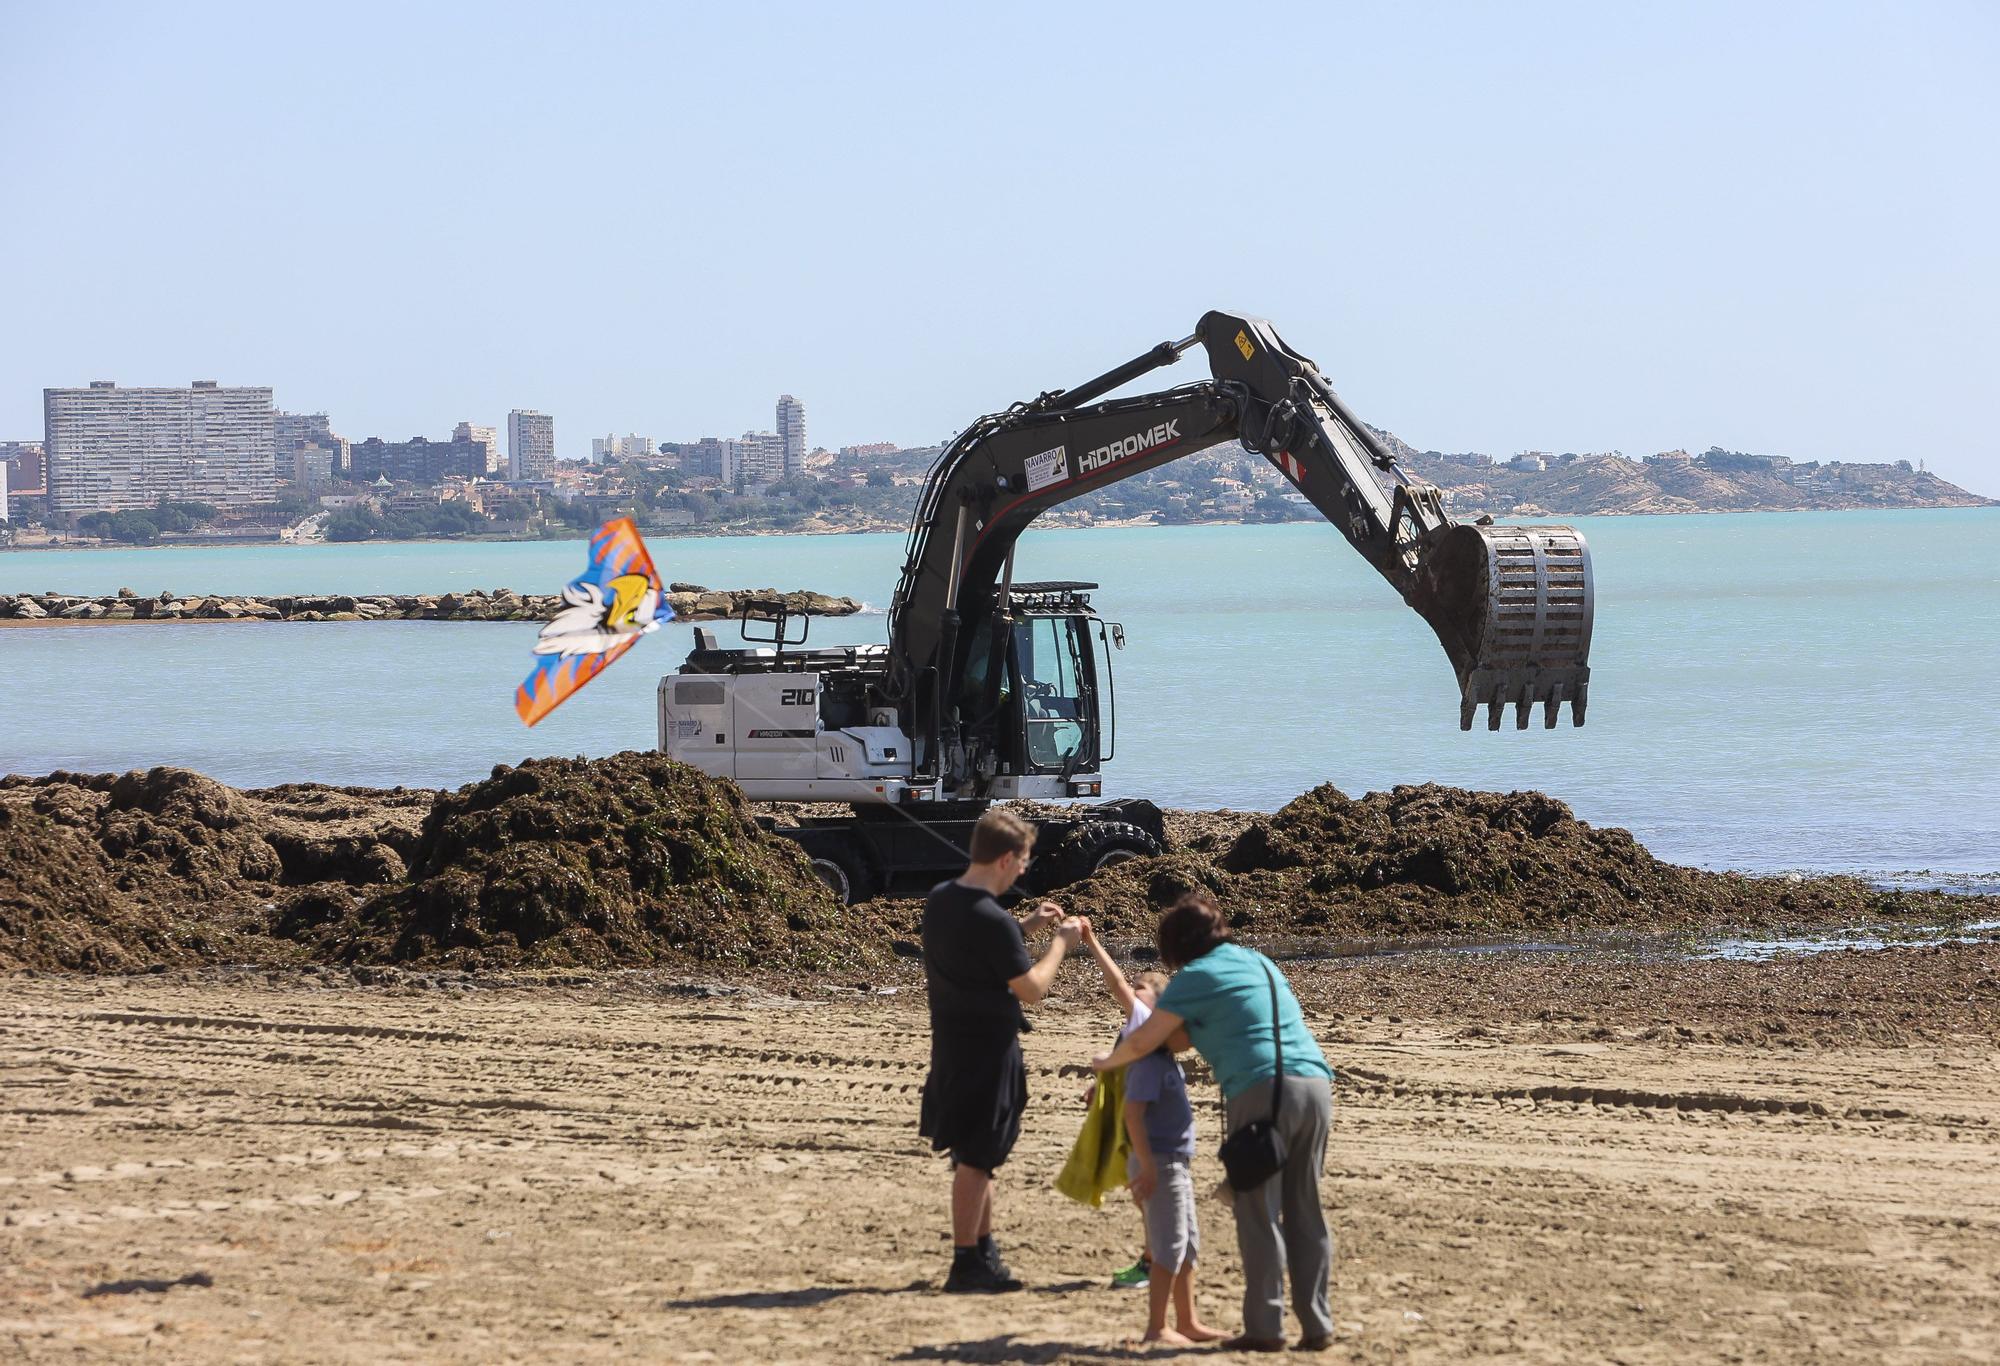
xmin=1082 ymin=923 xmax=1223 ymax=1346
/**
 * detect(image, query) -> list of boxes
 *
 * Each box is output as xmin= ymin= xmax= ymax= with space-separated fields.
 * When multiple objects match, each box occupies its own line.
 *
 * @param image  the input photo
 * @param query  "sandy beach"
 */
xmin=4 ymin=947 xmax=1995 ymax=1364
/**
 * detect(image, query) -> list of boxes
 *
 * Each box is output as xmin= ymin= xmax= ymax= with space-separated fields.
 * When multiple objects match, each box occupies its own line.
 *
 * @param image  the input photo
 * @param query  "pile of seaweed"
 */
xmin=3 ymin=763 xmax=1974 ymax=976
xmin=0 ymin=768 xmax=428 ymax=971
xmin=0 ymin=754 xmax=857 ymax=973
xmin=290 ymin=753 xmax=851 ymax=970
xmin=1055 ymin=783 xmax=1966 ymax=940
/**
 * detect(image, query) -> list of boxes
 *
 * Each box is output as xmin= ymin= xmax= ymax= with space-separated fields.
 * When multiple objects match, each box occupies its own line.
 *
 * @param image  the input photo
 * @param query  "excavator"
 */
xmin=659 ymin=310 xmax=1594 ymax=902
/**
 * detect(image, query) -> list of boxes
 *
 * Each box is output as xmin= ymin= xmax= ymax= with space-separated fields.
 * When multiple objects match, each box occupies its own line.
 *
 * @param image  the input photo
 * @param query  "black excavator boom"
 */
xmin=884 ymin=311 xmax=1595 ymax=769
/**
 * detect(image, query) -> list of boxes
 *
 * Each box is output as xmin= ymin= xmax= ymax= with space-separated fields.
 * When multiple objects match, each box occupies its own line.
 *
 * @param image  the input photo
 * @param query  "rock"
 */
xmin=669 ymin=582 xmax=709 ymax=594
xmin=158 ymin=589 xmax=175 ymax=602
xmin=15 ymin=585 xmax=859 ymax=627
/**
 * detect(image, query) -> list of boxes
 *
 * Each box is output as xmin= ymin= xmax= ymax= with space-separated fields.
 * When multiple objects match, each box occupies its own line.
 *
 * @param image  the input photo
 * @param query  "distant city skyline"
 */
xmin=1 ymin=4 xmax=1994 ymax=492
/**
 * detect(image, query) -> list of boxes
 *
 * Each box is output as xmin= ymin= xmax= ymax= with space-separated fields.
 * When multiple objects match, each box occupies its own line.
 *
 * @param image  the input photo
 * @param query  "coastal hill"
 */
xmin=1371 ymin=432 xmax=1994 ymax=517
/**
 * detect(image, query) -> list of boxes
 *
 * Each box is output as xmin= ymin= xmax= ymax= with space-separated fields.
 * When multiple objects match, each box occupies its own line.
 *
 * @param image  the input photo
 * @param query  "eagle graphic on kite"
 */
xmin=514 ymin=517 xmax=674 ymax=725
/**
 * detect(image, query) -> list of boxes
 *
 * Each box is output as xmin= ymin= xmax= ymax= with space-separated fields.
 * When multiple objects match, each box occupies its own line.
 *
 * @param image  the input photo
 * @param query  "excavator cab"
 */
xmin=959 ymin=582 xmax=1111 ymax=798
xmin=1013 ymin=613 xmax=1091 ymax=770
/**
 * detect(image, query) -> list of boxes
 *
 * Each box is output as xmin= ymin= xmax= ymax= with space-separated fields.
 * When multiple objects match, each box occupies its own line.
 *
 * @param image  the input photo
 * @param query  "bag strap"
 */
xmin=1261 ymin=957 xmax=1283 ymax=1124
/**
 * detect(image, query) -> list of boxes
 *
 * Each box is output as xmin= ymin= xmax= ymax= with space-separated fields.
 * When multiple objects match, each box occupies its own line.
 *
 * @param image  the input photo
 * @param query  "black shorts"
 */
xmin=919 ymin=1025 xmax=1027 ymax=1174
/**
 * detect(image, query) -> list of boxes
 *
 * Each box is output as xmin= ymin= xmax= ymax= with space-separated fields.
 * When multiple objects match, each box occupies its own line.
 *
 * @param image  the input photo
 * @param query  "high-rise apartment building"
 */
xmin=507 ymin=409 xmax=555 ymax=480
xmin=44 ymin=380 xmax=277 ymax=514
xmin=275 ymin=411 xmax=350 ymax=481
xmin=348 ymin=436 xmax=491 ymax=484
xmin=679 ymin=437 xmax=738 ymax=486
xmin=0 ymin=440 xmax=46 ymax=496
xmin=776 ymin=395 xmax=806 ymax=477
xmin=590 ymin=433 xmax=654 ymax=464
xmin=452 ymin=421 xmax=502 ymax=475
xmin=736 ymin=430 xmax=787 ymax=486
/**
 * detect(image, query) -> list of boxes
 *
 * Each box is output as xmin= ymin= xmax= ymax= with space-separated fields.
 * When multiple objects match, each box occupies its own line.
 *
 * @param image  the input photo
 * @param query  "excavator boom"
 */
xmin=886 ymin=310 xmax=1595 ymax=744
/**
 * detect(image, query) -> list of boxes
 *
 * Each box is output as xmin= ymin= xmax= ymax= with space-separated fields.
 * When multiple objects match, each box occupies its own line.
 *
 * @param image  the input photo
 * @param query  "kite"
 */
xmin=514 ymin=517 xmax=673 ymax=726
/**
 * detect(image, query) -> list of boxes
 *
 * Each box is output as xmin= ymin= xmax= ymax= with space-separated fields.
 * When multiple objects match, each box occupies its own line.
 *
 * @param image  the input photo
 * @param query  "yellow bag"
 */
xmin=1054 ymin=1065 xmax=1131 ymax=1207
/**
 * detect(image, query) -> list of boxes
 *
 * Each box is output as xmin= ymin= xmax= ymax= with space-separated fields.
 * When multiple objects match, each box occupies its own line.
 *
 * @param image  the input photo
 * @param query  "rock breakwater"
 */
xmin=0 ymin=585 xmax=862 ymax=624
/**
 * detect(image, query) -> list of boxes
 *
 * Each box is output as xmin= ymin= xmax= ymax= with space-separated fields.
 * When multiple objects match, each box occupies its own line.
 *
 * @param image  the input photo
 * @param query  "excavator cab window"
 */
xmin=1012 ymin=615 xmax=1094 ymax=772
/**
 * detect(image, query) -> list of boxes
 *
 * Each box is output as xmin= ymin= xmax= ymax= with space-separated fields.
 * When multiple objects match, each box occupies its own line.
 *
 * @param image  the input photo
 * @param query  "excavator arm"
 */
xmin=885 ymin=310 xmax=1594 ymax=772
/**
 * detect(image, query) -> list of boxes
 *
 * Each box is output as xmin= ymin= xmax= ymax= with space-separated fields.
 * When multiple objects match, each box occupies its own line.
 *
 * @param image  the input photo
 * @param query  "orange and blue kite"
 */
xmin=514 ymin=517 xmax=673 ymax=726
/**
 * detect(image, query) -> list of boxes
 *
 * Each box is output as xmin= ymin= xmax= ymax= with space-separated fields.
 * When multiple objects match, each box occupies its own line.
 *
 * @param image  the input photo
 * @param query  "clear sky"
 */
xmin=2 ymin=1 xmax=1995 ymax=490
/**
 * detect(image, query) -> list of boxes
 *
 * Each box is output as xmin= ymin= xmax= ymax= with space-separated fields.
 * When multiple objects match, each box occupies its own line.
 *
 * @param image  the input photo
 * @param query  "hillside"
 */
xmin=1372 ymin=434 xmax=1993 ymax=516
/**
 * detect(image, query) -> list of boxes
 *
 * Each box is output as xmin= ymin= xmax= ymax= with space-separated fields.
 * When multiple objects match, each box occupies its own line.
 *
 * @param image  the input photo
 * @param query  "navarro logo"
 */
xmin=1079 ymin=419 xmax=1180 ymax=474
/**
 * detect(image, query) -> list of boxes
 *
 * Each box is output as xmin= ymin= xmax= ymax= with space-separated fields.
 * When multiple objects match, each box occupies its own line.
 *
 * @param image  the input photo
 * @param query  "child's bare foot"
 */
xmin=1139 ymin=1327 xmax=1195 ymax=1347
xmin=1175 ymin=1320 xmax=1225 ymax=1343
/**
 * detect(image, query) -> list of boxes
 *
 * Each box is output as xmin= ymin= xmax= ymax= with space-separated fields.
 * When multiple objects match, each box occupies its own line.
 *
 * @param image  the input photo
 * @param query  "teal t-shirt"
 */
xmin=1155 ymin=942 xmax=1332 ymax=1100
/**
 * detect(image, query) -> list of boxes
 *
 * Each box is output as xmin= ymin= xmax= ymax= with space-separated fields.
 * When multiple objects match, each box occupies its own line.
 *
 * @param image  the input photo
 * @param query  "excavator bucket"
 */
xmin=1409 ymin=523 xmax=1594 ymax=730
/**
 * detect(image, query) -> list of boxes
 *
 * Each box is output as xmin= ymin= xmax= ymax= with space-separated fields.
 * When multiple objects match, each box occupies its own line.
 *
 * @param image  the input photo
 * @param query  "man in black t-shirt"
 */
xmin=920 ymin=808 xmax=1084 ymax=1294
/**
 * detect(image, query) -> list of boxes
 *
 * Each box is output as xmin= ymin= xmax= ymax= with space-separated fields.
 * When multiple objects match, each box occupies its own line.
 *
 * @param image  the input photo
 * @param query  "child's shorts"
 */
xmin=1129 ymin=1152 xmax=1199 ymax=1273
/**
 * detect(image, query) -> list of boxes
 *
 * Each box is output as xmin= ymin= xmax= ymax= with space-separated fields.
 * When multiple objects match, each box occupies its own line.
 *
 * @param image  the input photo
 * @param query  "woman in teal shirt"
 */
xmin=1092 ymin=892 xmax=1335 ymax=1353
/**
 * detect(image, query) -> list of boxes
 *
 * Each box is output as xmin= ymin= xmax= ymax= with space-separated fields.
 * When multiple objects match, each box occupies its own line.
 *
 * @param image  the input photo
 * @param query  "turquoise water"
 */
xmin=4 ymin=510 xmax=1997 ymax=874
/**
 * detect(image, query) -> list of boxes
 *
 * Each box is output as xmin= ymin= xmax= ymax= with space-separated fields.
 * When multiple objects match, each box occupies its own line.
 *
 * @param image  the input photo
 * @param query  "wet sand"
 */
xmin=3 ymin=947 xmax=1996 ymax=1364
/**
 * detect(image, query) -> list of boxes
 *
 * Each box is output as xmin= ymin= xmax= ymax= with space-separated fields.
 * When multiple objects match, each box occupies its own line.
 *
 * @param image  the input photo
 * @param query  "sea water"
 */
xmin=3 ymin=509 xmax=1996 ymax=875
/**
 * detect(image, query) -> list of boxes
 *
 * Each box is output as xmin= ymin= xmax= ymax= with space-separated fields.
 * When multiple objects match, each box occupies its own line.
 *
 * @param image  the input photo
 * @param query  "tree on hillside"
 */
xmin=78 ymin=510 xmax=163 ymax=543
xmin=268 ymin=490 xmax=319 ymax=522
xmin=149 ymin=499 xmax=221 ymax=534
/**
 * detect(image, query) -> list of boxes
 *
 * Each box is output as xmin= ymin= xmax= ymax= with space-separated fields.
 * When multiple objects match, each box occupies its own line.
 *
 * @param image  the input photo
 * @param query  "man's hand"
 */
xmin=1129 ymin=1159 xmax=1159 ymax=1202
xmin=1054 ymin=918 xmax=1084 ymax=950
xmin=1089 ymin=1049 xmax=1117 ymax=1072
xmin=1022 ymin=901 xmax=1063 ymax=937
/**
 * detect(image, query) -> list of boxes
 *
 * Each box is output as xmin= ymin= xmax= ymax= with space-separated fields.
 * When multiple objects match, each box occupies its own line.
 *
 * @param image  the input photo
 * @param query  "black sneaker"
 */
xmin=943 ymin=1253 xmax=1023 ymax=1295
xmin=979 ymin=1237 xmax=1014 ymax=1281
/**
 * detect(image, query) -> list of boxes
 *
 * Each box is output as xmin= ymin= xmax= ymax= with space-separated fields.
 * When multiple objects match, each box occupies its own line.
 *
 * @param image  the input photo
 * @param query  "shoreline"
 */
xmin=6 ymin=500 xmax=1996 ymax=556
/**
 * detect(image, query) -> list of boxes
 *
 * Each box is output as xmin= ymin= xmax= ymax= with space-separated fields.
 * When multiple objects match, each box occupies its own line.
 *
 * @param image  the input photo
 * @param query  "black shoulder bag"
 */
xmin=1217 ymin=958 xmax=1289 ymax=1191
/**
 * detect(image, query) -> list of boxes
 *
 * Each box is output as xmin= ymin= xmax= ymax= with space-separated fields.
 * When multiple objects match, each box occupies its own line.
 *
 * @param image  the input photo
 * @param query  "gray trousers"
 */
xmin=1224 ymin=1074 xmax=1334 ymax=1341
